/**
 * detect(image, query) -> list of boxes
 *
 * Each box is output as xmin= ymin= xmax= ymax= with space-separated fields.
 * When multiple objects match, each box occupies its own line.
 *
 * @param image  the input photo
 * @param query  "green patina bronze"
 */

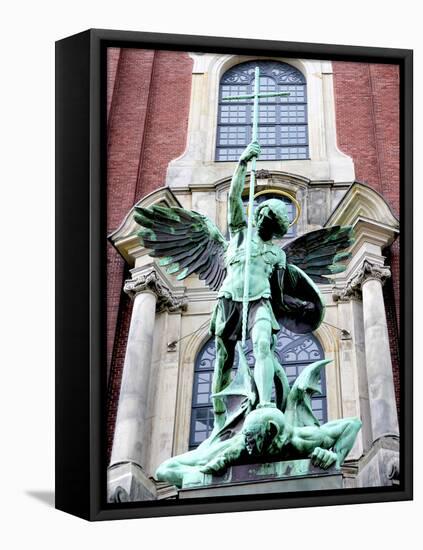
xmin=155 ymin=357 xmax=361 ymax=488
xmin=134 ymin=67 xmax=360 ymax=489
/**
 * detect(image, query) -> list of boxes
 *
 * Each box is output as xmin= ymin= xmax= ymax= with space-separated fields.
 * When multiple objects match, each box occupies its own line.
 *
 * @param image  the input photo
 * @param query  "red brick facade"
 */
xmin=106 ymin=53 xmax=401 ymax=454
xmin=106 ymin=48 xmax=193 ymax=455
xmin=332 ymin=62 xmax=400 ymax=409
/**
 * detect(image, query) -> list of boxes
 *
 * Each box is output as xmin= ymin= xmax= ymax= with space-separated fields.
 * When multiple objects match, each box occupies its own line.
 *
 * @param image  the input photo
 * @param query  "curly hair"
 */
xmin=254 ymin=199 xmax=290 ymax=238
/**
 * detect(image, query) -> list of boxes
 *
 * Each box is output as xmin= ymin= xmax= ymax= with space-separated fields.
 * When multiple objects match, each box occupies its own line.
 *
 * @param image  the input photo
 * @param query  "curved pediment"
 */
xmin=326 ymin=182 xmax=399 ymax=229
xmin=325 ymin=182 xmax=399 ymax=257
xmin=109 ymin=187 xmax=182 ymax=266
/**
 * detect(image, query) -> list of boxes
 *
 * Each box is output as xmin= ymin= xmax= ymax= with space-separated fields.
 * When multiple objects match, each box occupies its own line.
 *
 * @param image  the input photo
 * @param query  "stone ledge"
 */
xmin=107 ymin=462 xmax=157 ymax=502
xmin=179 ymin=459 xmax=343 ymax=499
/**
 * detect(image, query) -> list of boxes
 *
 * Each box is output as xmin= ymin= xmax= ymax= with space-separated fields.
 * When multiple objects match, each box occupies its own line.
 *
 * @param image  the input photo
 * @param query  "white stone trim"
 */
xmin=166 ymin=53 xmax=355 ymax=188
xmin=173 ymin=320 xmax=212 ymax=456
xmin=326 ymin=182 xmax=399 ymax=228
xmin=324 ymin=181 xmax=399 ymax=290
xmin=124 ymin=268 xmax=188 ymax=313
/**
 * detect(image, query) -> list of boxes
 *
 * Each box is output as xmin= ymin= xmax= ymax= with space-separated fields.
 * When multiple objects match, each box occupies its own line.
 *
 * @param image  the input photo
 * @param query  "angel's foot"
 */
xmin=310 ymin=447 xmax=337 ymax=469
xmin=200 ymin=457 xmax=228 ymax=476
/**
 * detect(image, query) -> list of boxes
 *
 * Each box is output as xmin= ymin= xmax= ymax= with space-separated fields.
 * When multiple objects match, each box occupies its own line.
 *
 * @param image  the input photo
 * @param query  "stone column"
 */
xmin=359 ymin=261 xmax=399 ymax=440
xmin=340 ymin=260 xmax=399 ymax=441
xmin=333 ymin=260 xmax=399 ymax=488
xmin=108 ymin=269 xmax=186 ymax=502
xmin=333 ymin=275 xmax=372 ymax=453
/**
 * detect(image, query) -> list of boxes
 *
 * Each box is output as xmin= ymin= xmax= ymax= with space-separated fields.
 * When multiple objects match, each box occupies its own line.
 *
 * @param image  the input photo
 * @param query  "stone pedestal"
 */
xmin=355 ymin=435 xmax=400 ymax=488
xmin=178 ymin=460 xmax=343 ymax=499
xmin=108 ymin=462 xmax=157 ymax=502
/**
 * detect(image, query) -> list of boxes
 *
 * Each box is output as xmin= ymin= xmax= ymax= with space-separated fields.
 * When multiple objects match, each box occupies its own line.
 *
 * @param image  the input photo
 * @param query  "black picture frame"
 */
xmin=55 ymin=28 xmax=413 ymax=521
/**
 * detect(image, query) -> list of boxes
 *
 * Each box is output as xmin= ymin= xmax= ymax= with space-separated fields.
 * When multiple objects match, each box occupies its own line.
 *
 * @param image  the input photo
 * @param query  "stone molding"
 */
xmin=341 ymin=434 xmax=399 ymax=488
xmin=256 ymin=169 xmax=272 ymax=180
xmin=166 ymin=54 xmax=355 ymax=187
xmin=333 ymin=260 xmax=391 ymax=302
xmin=124 ymin=270 xmax=188 ymax=313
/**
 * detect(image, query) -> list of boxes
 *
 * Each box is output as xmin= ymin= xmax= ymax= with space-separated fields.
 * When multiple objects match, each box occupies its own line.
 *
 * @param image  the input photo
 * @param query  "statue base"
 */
xmin=179 ymin=459 xmax=343 ymax=499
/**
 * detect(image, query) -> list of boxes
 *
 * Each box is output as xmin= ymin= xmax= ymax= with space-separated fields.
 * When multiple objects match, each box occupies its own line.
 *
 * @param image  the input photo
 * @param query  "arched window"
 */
xmin=189 ymin=327 xmax=326 ymax=449
xmin=216 ymin=60 xmax=308 ymax=162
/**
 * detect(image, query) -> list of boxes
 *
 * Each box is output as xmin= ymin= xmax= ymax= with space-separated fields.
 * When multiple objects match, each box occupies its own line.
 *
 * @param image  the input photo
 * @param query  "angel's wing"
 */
xmin=282 ymin=226 xmax=354 ymax=284
xmin=285 ymin=359 xmax=332 ymax=428
xmin=134 ymin=205 xmax=228 ymax=291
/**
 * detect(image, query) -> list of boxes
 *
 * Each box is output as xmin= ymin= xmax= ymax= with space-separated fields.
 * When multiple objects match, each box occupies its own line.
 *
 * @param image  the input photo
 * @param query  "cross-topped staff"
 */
xmin=221 ymin=66 xmax=290 ymax=347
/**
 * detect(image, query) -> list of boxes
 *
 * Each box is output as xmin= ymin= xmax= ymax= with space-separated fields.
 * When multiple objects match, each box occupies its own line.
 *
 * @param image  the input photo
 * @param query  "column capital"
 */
xmin=333 ymin=260 xmax=391 ymax=302
xmin=358 ymin=260 xmax=391 ymax=285
xmin=124 ymin=270 xmax=188 ymax=313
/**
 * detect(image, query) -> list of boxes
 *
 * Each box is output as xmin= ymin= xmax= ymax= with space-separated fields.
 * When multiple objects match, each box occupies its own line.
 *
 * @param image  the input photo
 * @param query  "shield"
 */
xmin=272 ymin=264 xmax=325 ymax=334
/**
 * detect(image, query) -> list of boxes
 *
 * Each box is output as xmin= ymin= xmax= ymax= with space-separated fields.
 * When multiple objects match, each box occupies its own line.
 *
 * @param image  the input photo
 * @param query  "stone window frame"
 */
xmin=215 ymin=60 xmax=309 ymax=162
xmin=166 ymin=53 xmax=354 ymax=189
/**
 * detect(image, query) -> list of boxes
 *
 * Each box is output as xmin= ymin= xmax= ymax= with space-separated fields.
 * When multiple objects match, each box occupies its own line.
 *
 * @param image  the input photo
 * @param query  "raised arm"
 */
xmin=228 ymin=141 xmax=261 ymax=234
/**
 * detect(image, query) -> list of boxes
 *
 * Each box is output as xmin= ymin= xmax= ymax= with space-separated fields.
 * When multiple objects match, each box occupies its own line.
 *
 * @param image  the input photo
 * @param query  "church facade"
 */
xmin=105 ymin=49 xmax=400 ymax=501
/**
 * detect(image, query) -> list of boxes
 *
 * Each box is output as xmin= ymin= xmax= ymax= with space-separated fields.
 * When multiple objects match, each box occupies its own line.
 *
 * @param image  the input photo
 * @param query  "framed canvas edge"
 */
xmin=55 ymin=28 xmax=413 ymax=522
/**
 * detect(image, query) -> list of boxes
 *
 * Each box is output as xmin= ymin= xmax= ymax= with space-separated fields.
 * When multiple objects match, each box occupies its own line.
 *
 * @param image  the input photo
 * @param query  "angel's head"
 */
xmin=242 ymin=407 xmax=285 ymax=455
xmin=254 ymin=199 xmax=290 ymax=241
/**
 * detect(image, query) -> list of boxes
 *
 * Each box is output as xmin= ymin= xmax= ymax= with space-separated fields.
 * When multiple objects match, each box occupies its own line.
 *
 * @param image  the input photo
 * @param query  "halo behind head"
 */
xmin=247 ymin=190 xmax=301 ymax=228
xmin=254 ymin=199 xmax=290 ymax=238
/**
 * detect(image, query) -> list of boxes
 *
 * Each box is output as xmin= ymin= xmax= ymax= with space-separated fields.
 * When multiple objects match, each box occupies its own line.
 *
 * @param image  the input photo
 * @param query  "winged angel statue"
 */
xmin=135 ymin=142 xmax=361 ymax=488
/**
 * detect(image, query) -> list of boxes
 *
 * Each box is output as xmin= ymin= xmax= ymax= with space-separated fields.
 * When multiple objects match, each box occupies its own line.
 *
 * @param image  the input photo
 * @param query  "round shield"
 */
xmin=275 ymin=264 xmax=325 ymax=334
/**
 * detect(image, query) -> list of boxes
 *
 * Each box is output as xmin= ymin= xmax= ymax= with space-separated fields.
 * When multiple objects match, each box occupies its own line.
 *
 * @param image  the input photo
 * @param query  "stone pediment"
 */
xmin=326 ymin=182 xmax=399 ymax=230
xmin=109 ymin=187 xmax=182 ymax=266
xmin=325 ymin=182 xmax=400 ymax=280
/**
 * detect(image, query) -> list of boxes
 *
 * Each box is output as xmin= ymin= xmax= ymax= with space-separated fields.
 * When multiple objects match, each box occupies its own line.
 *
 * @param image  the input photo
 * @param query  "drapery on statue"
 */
xmin=134 ymin=141 xmax=361 ymax=488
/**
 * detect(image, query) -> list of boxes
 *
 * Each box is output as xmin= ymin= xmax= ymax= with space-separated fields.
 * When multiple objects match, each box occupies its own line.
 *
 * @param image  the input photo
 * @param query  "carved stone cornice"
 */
xmin=332 ymin=280 xmax=362 ymax=302
xmin=124 ymin=270 xmax=188 ymax=313
xmin=256 ymin=169 xmax=271 ymax=180
xmin=357 ymin=260 xmax=391 ymax=285
xmin=333 ymin=260 xmax=391 ymax=302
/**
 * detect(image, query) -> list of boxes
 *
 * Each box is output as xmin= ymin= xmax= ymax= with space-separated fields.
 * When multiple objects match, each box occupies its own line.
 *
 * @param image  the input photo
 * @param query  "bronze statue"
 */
xmin=134 ymin=140 xmax=358 ymax=488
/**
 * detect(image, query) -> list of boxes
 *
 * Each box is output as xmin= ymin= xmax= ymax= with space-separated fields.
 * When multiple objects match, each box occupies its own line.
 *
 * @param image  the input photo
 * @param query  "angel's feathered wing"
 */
xmin=285 ymin=359 xmax=332 ymax=428
xmin=283 ymin=226 xmax=354 ymax=284
xmin=134 ymin=205 xmax=228 ymax=291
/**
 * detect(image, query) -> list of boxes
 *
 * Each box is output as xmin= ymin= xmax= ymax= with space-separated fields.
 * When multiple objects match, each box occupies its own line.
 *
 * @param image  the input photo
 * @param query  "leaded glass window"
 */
xmin=216 ymin=61 xmax=308 ymax=162
xmin=189 ymin=326 xmax=326 ymax=449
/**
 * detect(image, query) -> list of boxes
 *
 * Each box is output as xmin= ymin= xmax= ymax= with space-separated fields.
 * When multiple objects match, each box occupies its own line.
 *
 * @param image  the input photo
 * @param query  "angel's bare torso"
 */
xmin=220 ymin=141 xmax=286 ymax=302
xmin=218 ymin=228 xmax=286 ymax=302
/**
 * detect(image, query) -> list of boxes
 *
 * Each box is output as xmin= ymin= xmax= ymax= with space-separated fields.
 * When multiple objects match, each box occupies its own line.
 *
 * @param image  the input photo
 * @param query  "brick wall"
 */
xmin=333 ymin=62 xmax=400 ymax=410
xmin=106 ymin=48 xmax=193 ymax=457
